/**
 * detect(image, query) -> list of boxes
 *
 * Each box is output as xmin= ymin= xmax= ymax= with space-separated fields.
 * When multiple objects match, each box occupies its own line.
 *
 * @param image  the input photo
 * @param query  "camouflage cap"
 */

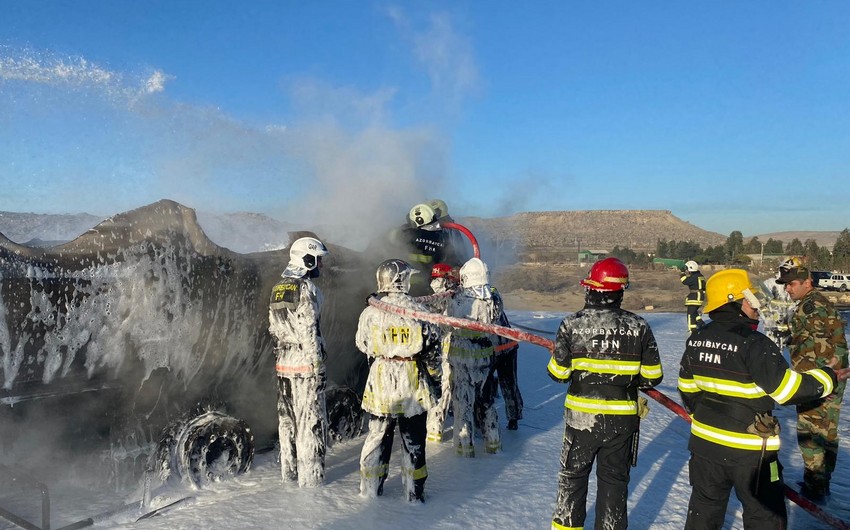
xmin=775 ymin=256 xmax=811 ymax=284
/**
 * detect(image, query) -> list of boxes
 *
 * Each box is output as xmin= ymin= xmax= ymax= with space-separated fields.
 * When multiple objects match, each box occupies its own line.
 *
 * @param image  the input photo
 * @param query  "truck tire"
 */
xmin=153 ymin=410 xmax=254 ymax=488
xmin=326 ymin=386 xmax=364 ymax=443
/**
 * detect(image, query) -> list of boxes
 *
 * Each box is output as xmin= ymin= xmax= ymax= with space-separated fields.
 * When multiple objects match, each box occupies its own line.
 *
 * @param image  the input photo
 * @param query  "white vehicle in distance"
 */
xmin=819 ymin=273 xmax=850 ymax=292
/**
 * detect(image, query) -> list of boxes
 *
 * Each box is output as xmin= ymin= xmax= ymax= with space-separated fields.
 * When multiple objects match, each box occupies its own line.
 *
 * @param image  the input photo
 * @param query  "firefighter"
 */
xmin=678 ymin=268 xmax=840 ymax=528
xmin=427 ymin=198 xmax=471 ymax=265
xmin=426 ymin=263 xmax=459 ymax=443
xmin=366 ymin=201 xmax=471 ymax=296
xmin=268 ymin=236 xmax=330 ymax=487
xmin=548 ymin=257 xmax=663 ymax=530
xmin=446 ymin=257 xmax=501 ymax=457
xmin=681 ymin=260 xmax=706 ymax=333
xmin=355 ymin=259 xmax=442 ymax=502
xmin=758 ymin=271 xmax=796 ymax=350
xmin=488 ymin=286 xmax=523 ymax=430
xmin=776 ymin=256 xmax=849 ymax=501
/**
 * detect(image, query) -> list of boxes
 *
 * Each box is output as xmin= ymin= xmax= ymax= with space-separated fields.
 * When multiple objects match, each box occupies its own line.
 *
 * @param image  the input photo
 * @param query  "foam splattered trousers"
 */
xmin=552 ymin=415 xmax=635 ymax=530
xmin=359 ymin=412 xmax=428 ymax=501
xmin=277 ymin=374 xmax=327 ymax=488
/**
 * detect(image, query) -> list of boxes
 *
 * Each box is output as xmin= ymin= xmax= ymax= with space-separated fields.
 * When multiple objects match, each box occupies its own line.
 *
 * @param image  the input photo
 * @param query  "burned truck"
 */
xmin=0 ymin=199 xmax=371 ymax=493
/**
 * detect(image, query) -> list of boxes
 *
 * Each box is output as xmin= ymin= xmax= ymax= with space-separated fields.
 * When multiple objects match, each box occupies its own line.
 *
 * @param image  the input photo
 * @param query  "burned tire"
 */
xmin=155 ymin=410 xmax=254 ymax=488
xmin=326 ymin=386 xmax=364 ymax=443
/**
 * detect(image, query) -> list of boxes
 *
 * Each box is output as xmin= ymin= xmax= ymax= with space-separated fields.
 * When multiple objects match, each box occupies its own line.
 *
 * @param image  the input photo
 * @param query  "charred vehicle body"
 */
xmin=0 ymin=200 xmax=371 ymax=499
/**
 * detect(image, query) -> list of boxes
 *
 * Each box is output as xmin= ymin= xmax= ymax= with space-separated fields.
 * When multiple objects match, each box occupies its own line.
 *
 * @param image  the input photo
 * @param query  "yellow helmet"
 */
xmin=703 ymin=269 xmax=762 ymax=313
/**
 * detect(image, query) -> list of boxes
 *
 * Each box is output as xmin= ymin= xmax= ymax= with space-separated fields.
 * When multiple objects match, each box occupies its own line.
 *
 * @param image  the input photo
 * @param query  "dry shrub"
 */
xmin=494 ymin=264 xmax=582 ymax=293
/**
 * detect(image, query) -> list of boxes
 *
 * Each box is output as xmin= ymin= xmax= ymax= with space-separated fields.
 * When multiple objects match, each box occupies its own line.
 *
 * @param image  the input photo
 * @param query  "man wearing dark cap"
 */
xmin=777 ymin=256 xmax=849 ymax=502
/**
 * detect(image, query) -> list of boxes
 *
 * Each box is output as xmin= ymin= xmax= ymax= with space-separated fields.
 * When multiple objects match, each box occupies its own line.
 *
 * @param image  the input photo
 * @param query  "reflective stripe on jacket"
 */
xmin=678 ymin=304 xmax=834 ymax=463
xmin=548 ymin=304 xmax=663 ymax=419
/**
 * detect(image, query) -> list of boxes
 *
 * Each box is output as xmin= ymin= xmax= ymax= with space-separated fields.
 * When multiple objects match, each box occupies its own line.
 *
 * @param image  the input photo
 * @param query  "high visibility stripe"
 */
xmin=449 ymin=346 xmax=494 ymax=359
xmin=678 ymin=377 xmax=699 ymax=393
xmin=276 ymin=363 xmax=321 ymax=375
xmin=408 ymin=253 xmax=432 ymax=264
xmin=692 ymin=375 xmax=767 ymax=398
xmin=454 ymin=328 xmax=487 ymax=339
xmin=552 ymin=521 xmax=583 ymax=530
xmin=565 ymin=395 xmax=637 ymax=415
xmin=456 ymin=445 xmax=474 ymax=456
xmin=571 ymin=357 xmax=640 ymax=375
xmin=401 ymin=465 xmax=428 ymax=480
xmin=640 ymin=363 xmax=663 ymax=379
xmin=548 ymin=357 xmax=571 ymax=380
xmin=769 ymin=370 xmax=803 ymax=404
xmin=360 ymin=463 xmax=389 ymax=479
xmin=806 ymin=368 xmax=834 ymax=396
xmin=691 ymin=418 xmax=780 ymax=451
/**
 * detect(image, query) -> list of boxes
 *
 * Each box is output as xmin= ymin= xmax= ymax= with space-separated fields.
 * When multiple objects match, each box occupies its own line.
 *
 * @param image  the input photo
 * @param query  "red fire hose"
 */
xmin=440 ymin=221 xmax=480 ymax=259
xmin=370 ymin=295 xmax=850 ymax=529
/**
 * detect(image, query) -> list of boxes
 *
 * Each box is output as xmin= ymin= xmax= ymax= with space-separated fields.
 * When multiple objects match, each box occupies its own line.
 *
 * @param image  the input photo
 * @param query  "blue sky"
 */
xmin=1 ymin=1 xmax=849 ymax=238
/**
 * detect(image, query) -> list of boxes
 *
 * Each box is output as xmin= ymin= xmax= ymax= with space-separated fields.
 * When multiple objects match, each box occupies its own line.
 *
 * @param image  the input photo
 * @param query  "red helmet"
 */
xmin=580 ymin=257 xmax=630 ymax=291
xmin=431 ymin=263 xmax=459 ymax=282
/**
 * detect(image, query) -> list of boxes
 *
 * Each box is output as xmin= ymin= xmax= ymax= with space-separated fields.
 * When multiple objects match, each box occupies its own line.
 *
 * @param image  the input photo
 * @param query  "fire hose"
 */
xmin=419 ymin=219 xmax=480 ymax=259
xmin=371 ymin=295 xmax=850 ymax=530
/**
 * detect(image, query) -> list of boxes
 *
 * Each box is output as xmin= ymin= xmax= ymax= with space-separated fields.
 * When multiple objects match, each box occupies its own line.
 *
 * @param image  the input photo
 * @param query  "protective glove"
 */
xmin=747 ymin=412 xmax=780 ymax=438
xmin=637 ymin=397 xmax=650 ymax=419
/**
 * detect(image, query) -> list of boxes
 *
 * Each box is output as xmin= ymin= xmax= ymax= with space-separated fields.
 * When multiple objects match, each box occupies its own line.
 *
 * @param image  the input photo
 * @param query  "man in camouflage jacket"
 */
xmin=777 ymin=257 xmax=849 ymax=501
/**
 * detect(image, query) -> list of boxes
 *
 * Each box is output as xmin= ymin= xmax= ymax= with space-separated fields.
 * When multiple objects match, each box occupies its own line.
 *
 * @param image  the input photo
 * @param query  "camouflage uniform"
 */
xmin=788 ymin=289 xmax=849 ymax=496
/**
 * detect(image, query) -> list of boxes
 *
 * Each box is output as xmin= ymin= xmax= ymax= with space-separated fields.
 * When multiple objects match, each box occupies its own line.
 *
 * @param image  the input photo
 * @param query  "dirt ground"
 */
xmin=498 ymin=265 xmax=688 ymax=313
xmin=497 ymin=264 xmax=850 ymax=313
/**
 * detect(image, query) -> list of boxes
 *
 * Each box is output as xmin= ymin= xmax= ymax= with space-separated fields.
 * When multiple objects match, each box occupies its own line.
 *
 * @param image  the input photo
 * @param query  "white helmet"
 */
xmin=685 ymin=260 xmax=699 ymax=273
xmin=289 ymin=237 xmax=328 ymax=271
xmin=408 ymin=203 xmax=437 ymax=228
xmin=376 ymin=259 xmax=418 ymax=293
xmin=427 ymin=199 xmax=449 ymax=219
xmin=460 ymin=257 xmax=489 ymax=288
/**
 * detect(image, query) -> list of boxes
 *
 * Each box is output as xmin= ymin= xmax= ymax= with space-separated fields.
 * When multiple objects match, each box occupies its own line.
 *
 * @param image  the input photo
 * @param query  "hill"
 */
xmin=1 ymin=205 xmax=841 ymax=257
xmin=751 ymin=230 xmax=842 ymax=250
xmin=462 ymin=209 xmax=727 ymax=257
xmin=0 ymin=211 xmax=102 ymax=245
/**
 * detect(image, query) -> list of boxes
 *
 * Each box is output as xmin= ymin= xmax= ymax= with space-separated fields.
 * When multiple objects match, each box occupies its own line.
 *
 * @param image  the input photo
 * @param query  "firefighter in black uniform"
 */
xmin=681 ymin=260 xmax=706 ymax=332
xmin=366 ymin=203 xmax=462 ymax=296
xmin=678 ymin=268 xmax=840 ymax=529
xmin=547 ymin=257 xmax=663 ymax=530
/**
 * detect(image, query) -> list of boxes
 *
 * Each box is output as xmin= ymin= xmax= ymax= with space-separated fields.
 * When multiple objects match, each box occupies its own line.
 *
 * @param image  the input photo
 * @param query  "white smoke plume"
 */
xmin=0 ymin=7 xmax=480 ymax=253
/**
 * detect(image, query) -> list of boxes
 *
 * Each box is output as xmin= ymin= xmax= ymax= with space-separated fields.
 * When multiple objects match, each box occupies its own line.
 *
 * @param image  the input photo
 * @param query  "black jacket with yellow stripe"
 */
xmin=547 ymin=294 xmax=663 ymax=428
xmin=680 ymin=271 xmax=706 ymax=306
xmin=678 ymin=304 xmax=837 ymax=465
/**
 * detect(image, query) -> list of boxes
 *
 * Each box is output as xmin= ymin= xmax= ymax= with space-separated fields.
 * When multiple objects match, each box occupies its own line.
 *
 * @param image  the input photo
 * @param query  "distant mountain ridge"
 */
xmin=0 ymin=205 xmax=841 ymax=255
xmin=748 ymin=230 xmax=842 ymax=250
xmin=0 ymin=208 xmax=293 ymax=254
xmin=0 ymin=211 xmax=102 ymax=245
xmin=462 ymin=210 xmax=728 ymax=253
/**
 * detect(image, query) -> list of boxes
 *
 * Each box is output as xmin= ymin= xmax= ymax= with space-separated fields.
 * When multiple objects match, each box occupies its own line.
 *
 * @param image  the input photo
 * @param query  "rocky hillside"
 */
xmin=462 ymin=210 xmax=727 ymax=256
xmin=3 ymin=205 xmax=839 ymax=258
